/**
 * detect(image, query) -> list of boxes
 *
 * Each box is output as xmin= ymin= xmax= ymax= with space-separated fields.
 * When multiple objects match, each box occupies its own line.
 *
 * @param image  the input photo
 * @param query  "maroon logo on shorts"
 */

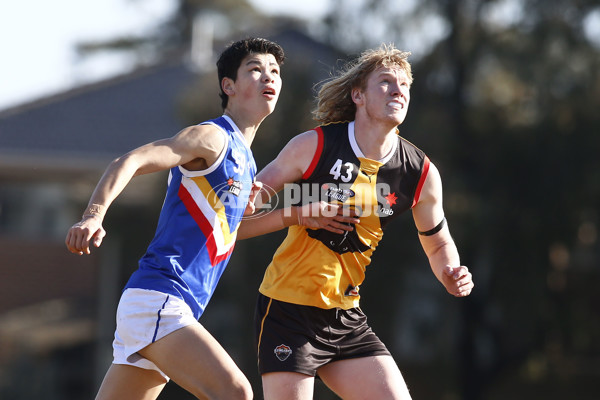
xmin=274 ymin=344 xmax=292 ymax=361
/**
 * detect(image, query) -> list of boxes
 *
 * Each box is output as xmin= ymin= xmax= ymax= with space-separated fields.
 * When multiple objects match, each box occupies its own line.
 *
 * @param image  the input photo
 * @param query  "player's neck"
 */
xmin=353 ymin=118 xmax=398 ymax=160
xmin=223 ymin=109 xmax=262 ymax=146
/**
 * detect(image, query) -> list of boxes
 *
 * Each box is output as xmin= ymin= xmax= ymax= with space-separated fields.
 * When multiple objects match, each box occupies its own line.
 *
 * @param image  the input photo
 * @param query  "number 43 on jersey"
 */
xmin=329 ymin=159 xmax=354 ymax=182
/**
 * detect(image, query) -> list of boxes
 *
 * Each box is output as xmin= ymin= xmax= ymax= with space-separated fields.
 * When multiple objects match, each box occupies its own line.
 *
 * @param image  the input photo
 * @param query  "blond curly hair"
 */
xmin=312 ymin=43 xmax=412 ymax=125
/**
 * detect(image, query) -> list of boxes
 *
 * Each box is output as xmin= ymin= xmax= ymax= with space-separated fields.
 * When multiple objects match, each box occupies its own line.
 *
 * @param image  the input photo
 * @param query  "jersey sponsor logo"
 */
xmin=385 ymin=192 xmax=398 ymax=206
xmin=226 ymin=177 xmax=243 ymax=197
xmin=344 ymin=284 xmax=360 ymax=297
xmin=274 ymin=344 xmax=292 ymax=361
xmin=378 ymin=191 xmax=397 ymax=216
xmin=379 ymin=207 xmax=394 ymax=216
xmin=201 ymin=179 xmax=251 ymax=215
xmin=322 ymin=183 xmax=355 ymax=202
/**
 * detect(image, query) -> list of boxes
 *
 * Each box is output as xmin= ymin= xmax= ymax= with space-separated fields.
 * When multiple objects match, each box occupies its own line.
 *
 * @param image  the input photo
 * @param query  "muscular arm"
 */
xmin=412 ymin=162 xmax=474 ymax=297
xmin=237 ymin=130 xmax=358 ymax=239
xmin=65 ymin=124 xmax=226 ymax=255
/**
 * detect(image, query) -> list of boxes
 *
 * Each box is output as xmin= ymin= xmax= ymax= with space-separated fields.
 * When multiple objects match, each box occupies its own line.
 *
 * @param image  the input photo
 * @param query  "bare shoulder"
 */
xmin=280 ymin=129 xmax=319 ymax=159
xmin=175 ymin=124 xmax=226 ymax=151
xmin=413 ymin=161 xmax=444 ymax=230
xmin=291 ymin=129 xmax=319 ymax=145
xmin=281 ymin=129 xmax=320 ymax=172
xmin=424 ymin=162 xmax=442 ymax=191
xmin=171 ymin=124 xmax=227 ymax=170
xmin=414 ymin=162 xmax=443 ymax=212
xmin=256 ymin=129 xmax=320 ymax=190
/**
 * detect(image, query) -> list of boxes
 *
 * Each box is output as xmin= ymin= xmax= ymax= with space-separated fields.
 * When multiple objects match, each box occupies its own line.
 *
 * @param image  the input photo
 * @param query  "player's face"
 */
xmin=359 ymin=66 xmax=411 ymax=126
xmin=231 ymin=53 xmax=282 ymax=116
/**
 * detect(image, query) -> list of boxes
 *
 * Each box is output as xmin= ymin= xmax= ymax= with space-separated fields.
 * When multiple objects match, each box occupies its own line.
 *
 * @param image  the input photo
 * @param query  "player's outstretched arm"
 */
xmin=412 ymin=162 xmax=474 ymax=297
xmin=237 ymin=130 xmax=359 ymax=240
xmin=65 ymin=125 xmax=226 ymax=255
xmin=238 ymin=200 xmax=359 ymax=240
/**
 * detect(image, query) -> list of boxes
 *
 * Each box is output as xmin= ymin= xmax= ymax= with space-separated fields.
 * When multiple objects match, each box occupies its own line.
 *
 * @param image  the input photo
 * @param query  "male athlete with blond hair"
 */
xmin=239 ymin=44 xmax=474 ymax=400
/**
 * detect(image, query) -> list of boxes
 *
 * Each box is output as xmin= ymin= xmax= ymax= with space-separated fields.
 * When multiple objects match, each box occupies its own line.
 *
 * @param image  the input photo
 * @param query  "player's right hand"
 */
xmin=441 ymin=265 xmax=474 ymax=297
xmin=65 ymin=216 xmax=106 ymax=255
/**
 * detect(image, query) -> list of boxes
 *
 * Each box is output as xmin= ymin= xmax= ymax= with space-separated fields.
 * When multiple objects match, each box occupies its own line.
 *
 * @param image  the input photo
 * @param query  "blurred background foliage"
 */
xmin=2 ymin=0 xmax=599 ymax=399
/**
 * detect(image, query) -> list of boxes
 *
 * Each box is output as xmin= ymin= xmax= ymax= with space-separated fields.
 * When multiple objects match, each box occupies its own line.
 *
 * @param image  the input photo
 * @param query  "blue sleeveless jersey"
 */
xmin=125 ymin=116 xmax=257 ymax=319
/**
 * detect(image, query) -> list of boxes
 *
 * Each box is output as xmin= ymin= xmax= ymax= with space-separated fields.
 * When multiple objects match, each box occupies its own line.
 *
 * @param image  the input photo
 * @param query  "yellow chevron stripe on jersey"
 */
xmin=336 ymin=157 xmax=382 ymax=291
xmin=187 ymin=175 xmax=237 ymax=247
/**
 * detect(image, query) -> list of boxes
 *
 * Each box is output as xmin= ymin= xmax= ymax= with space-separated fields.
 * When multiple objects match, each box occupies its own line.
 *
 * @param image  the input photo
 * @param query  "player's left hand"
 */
xmin=442 ymin=265 xmax=474 ymax=297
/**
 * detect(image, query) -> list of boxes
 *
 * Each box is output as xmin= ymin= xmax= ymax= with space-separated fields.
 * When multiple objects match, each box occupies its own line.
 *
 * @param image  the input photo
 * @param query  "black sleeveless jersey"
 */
xmin=259 ymin=121 xmax=429 ymax=309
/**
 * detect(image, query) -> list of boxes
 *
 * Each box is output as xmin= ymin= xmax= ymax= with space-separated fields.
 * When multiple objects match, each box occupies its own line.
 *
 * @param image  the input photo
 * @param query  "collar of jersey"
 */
xmin=222 ymin=114 xmax=252 ymax=153
xmin=348 ymin=121 xmax=397 ymax=164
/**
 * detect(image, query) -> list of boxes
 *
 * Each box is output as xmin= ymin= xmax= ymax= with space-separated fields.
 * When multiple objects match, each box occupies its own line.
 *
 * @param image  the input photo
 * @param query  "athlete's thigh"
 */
xmin=138 ymin=323 xmax=250 ymax=400
xmin=318 ymin=355 xmax=412 ymax=400
xmin=262 ymin=371 xmax=315 ymax=400
xmin=95 ymin=363 xmax=167 ymax=400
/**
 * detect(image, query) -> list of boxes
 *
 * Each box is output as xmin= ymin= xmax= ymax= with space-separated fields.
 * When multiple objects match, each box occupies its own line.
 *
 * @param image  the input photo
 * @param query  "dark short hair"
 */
xmin=216 ymin=38 xmax=285 ymax=109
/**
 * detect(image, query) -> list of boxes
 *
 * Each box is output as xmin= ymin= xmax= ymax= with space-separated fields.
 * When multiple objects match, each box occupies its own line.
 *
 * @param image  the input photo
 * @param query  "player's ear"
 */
xmin=222 ymin=77 xmax=235 ymax=96
xmin=351 ymin=87 xmax=363 ymax=105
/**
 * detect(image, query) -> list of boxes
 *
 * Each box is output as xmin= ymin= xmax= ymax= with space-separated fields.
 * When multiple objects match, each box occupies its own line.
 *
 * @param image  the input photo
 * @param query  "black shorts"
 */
xmin=254 ymin=293 xmax=391 ymax=377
